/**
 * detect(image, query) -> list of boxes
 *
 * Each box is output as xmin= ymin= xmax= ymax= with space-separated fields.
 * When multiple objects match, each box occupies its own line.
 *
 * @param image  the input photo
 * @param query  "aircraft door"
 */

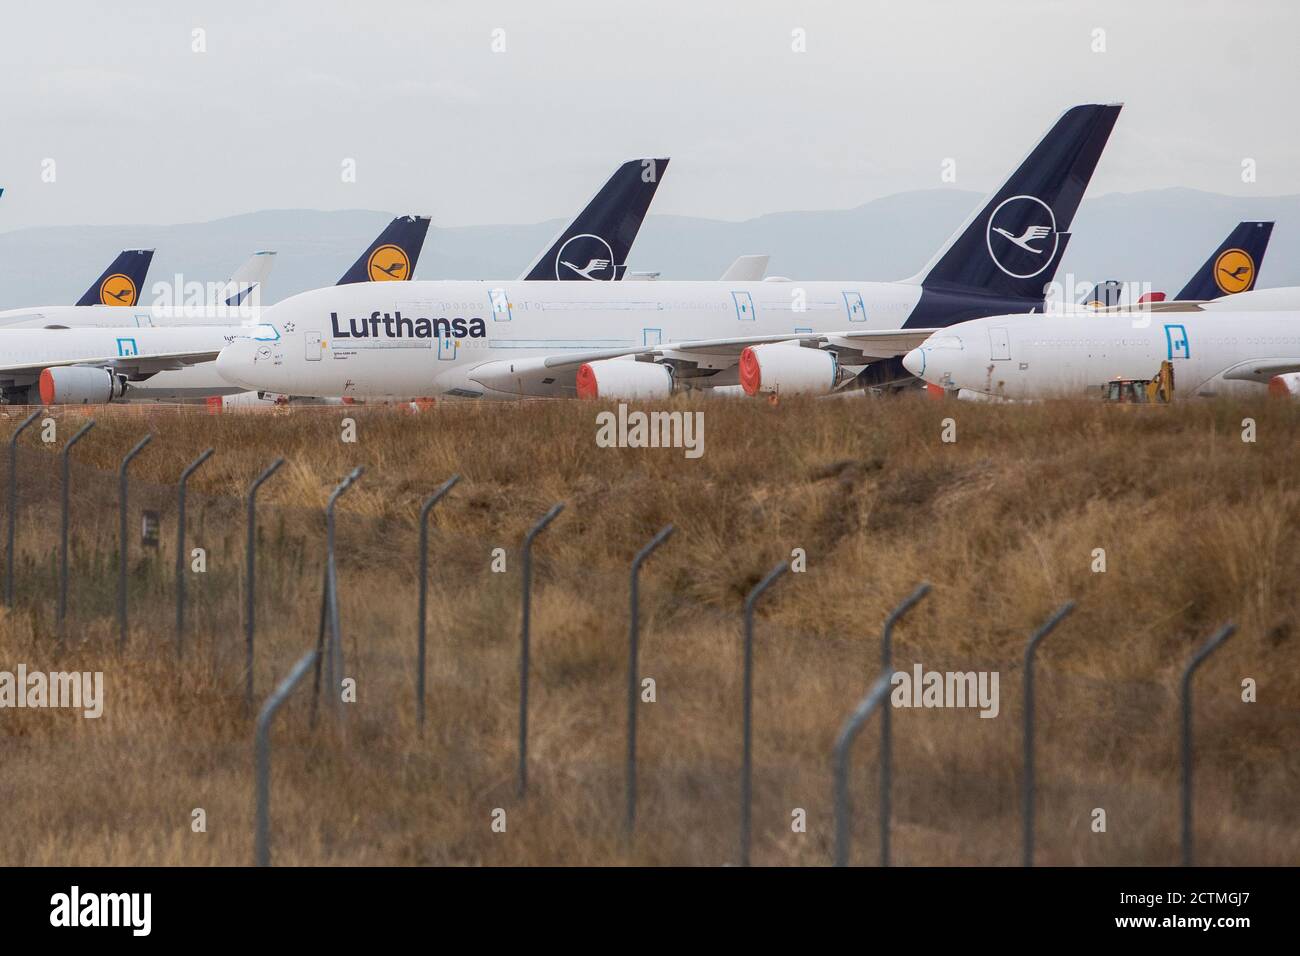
xmin=842 ymin=291 xmax=867 ymax=322
xmin=732 ymin=291 xmax=755 ymax=321
xmin=305 ymin=330 xmax=322 ymax=361
xmin=989 ymin=327 xmax=1011 ymax=361
xmin=1164 ymin=324 xmax=1190 ymax=360
xmin=490 ymin=289 xmax=512 ymax=321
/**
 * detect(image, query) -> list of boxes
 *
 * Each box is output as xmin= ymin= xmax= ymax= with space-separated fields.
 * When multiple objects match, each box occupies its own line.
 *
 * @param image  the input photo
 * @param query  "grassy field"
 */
xmin=0 ymin=394 xmax=1296 ymax=866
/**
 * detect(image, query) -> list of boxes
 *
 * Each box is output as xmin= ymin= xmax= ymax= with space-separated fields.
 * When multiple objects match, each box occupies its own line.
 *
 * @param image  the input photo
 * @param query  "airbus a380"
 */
xmin=214 ymin=105 xmax=1122 ymax=401
xmin=0 ymin=159 xmax=671 ymax=405
xmin=900 ymin=295 xmax=1300 ymax=399
xmin=0 ymin=324 xmax=278 ymax=405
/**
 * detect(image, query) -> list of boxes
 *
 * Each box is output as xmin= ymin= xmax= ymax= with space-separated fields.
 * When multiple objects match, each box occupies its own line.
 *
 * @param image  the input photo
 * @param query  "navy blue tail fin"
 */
xmin=1082 ymin=279 xmax=1124 ymax=307
xmin=520 ymin=158 xmax=669 ymax=280
xmin=1174 ymin=221 xmax=1273 ymax=300
xmin=337 ymin=215 xmax=431 ymax=285
xmin=76 ymin=249 xmax=154 ymax=306
xmin=912 ymin=104 xmax=1121 ymax=303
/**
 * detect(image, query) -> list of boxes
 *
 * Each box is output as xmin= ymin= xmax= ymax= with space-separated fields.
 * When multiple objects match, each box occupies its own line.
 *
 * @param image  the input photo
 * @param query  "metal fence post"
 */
xmin=1021 ymin=601 xmax=1076 ymax=867
xmin=245 ymin=458 xmax=285 ymax=710
xmin=254 ymin=649 xmax=318 ymax=866
xmin=517 ymin=502 xmax=564 ymax=798
xmin=626 ymin=524 xmax=674 ymax=834
xmin=5 ymin=408 xmax=43 ymax=608
xmin=879 ymin=582 xmax=930 ymax=868
xmin=740 ymin=560 xmax=790 ymax=867
xmin=175 ymin=448 xmax=214 ymax=656
xmin=833 ymin=672 xmax=892 ymax=866
xmin=1182 ymin=622 xmax=1235 ymax=867
xmin=312 ymin=466 xmax=363 ymax=725
xmin=416 ymin=475 xmax=460 ymax=735
xmin=117 ymin=433 xmax=153 ymax=649
xmin=58 ymin=419 xmax=96 ymax=635
xmin=326 ymin=466 xmax=361 ymax=721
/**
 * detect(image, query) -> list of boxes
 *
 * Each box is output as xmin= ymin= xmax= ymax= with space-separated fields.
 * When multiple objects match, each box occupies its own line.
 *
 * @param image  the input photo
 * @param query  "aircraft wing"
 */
xmin=0 ymin=349 xmax=223 ymax=384
xmin=467 ymin=328 xmax=939 ymax=396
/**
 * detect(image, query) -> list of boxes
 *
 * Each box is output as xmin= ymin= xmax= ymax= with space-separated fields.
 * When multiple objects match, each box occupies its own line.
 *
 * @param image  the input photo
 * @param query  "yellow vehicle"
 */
xmin=1103 ymin=360 xmax=1175 ymax=404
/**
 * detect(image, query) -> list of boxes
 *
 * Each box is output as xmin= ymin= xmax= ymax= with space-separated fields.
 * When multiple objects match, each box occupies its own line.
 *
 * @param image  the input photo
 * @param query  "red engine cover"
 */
xmin=738 ymin=347 xmax=762 ymax=395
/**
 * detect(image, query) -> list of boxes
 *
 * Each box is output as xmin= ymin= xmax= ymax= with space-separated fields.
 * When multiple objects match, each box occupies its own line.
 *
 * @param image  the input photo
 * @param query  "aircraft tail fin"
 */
xmin=1082 ymin=279 xmax=1125 ymax=308
xmin=1174 ymin=221 xmax=1273 ymax=300
xmin=222 ymin=251 xmax=277 ymax=306
xmin=76 ymin=249 xmax=154 ymax=306
xmin=337 ymin=215 xmax=431 ymax=285
xmin=519 ymin=158 xmax=669 ymax=281
xmin=719 ymin=254 xmax=769 ymax=282
xmin=909 ymin=104 xmax=1121 ymax=303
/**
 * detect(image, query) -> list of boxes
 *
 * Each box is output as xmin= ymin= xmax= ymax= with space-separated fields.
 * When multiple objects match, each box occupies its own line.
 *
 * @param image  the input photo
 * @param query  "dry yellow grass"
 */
xmin=0 ymin=394 xmax=1296 ymax=866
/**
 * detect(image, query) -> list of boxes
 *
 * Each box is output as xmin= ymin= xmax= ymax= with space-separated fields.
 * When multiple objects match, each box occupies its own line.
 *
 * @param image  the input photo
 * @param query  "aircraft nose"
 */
xmin=902 ymin=347 xmax=926 ymax=379
xmin=215 ymin=339 xmax=260 ymax=389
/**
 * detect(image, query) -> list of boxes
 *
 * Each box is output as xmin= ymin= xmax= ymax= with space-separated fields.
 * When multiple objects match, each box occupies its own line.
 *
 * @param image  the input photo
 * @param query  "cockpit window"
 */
xmin=926 ymin=334 xmax=963 ymax=350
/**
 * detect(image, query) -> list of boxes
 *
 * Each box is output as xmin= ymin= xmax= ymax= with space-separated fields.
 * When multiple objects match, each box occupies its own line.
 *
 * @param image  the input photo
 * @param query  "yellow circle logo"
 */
xmin=367 ymin=244 xmax=411 ymax=282
xmin=100 ymin=273 xmax=137 ymax=306
xmin=1214 ymin=248 xmax=1255 ymax=295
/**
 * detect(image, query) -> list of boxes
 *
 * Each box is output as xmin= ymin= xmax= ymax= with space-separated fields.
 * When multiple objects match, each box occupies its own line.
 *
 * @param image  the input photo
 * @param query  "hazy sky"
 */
xmin=1 ymin=0 xmax=1295 ymax=232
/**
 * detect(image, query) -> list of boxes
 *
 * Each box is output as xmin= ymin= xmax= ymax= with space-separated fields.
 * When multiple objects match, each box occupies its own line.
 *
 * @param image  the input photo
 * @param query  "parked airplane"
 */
xmin=214 ymin=104 xmax=1121 ymax=401
xmin=900 ymin=295 xmax=1300 ymax=399
xmin=216 ymin=251 xmax=277 ymax=307
xmin=519 ymin=158 xmax=669 ymax=281
xmin=74 ymin=250 xmax=155 ymax=307
xmin=0 ymin=324 xmax=277 ymax=405
xmin=0 ymin=157 xmax=675 ymax=403
xmin=0 ymin=248 xmax=281 ymax=401
xmin=0 ymin=216 xmax=424 ymax=331
xmin=1174 ymin=220 xmax=1273 ymax=300
xmin=1079 ymin=220 xmax=1274 ymax=307
xmin=337 ymin=215 xmax=430 ymax=284
xmin=1 ymin=155 xmax=668 ymax=338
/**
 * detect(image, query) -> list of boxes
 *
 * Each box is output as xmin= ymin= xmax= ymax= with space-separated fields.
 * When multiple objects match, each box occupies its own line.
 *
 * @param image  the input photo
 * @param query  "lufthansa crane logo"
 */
xmin=367 ymin=244 xmax=412 ymax=281
xmin=555 ymin=234 xmax=617 ymax=280
xmin=1213 ymin=248 xmax=1255 ymax=295
xmin=100 ymin=273 xmax=137 ymax=306
xmin=985 ymin=195 xmax=1059 ymax=280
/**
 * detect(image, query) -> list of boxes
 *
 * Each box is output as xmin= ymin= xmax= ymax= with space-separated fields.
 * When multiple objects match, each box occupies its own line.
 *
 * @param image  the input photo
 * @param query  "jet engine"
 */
xmin=576 ymin=360 xmax=673 ymax=399
xmin=739 ymin=343 xmax=837 ymax=396
xmin=1268 ymin=373 xmax=1300 ymax=398
xmin=38 ymin=367 xmax=125 ymax=405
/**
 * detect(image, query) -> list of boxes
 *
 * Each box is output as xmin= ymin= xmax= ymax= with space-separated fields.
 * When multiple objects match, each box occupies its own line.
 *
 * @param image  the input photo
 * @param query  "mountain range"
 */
xmin=0 ymin=187 xmax=1295 ymax=308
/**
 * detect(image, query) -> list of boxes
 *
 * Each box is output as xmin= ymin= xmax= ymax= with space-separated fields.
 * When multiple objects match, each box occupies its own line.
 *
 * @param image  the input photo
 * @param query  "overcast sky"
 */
xmin=1 ymin=0 xmax=1295 ymax=232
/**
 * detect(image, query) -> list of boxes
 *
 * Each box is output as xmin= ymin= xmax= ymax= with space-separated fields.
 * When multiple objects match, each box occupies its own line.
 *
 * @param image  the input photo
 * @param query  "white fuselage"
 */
xmin=0 ymin=324 xmax=274 ymax=401
xmin=902 ymin=310 xmax=1300 ymax=398
xmin=0 ymin=303 xmax=267 ymax=399
xmin=215 ymin=279 xmax=929 ymax=399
